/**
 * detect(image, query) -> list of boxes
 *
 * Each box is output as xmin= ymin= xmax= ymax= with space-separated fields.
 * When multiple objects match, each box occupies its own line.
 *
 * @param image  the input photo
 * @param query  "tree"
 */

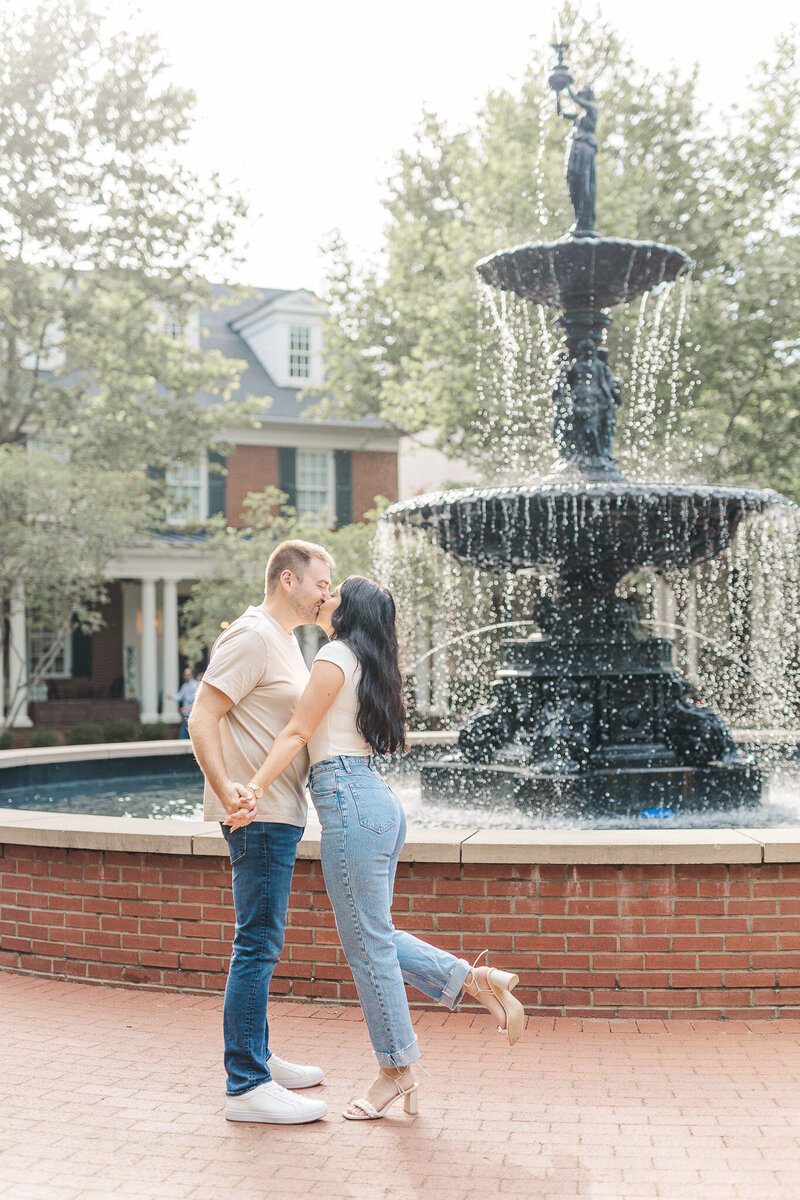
xmin=319 ymin=6 xmax=800 ymax=498
xmin=0 ymin=447 xmax=145 ymax=731
xmin=0 ymin=0 xmax=251 ymax=468
xmin=0 ymin=0 xmax=252 ymax=727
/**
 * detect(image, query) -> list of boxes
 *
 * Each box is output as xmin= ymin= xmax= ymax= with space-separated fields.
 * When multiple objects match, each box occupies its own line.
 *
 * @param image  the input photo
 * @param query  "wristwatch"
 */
xmin=248 ymin=782 xmax=264 ymax=799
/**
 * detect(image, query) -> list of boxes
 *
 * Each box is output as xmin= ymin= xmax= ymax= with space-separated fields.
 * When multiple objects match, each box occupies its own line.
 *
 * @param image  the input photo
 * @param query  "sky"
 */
xmin=115 ymin=0 xmax=798 ymax=293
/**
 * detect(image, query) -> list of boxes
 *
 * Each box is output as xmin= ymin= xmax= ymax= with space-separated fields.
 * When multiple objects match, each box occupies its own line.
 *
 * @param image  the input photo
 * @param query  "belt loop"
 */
xmin=341 ymin=755 xmax=351 ymax=773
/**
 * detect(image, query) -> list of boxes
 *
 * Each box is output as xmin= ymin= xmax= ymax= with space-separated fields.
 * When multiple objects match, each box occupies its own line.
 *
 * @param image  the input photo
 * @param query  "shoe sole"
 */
xmin=270 ymin=1071 xmax=325 ymax=1089
xmin=225 ymin=1108 xmax=327 ymax=1124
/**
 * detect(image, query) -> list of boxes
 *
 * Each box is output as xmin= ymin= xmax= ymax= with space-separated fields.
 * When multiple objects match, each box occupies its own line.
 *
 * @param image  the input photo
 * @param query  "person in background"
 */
xmin=170 ymin=667 xmax=198 ymax=739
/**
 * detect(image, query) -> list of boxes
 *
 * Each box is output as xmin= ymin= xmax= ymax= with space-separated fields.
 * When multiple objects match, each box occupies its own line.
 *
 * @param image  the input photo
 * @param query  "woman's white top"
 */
xmin=307 ymin=639 xmax=373 ymax=765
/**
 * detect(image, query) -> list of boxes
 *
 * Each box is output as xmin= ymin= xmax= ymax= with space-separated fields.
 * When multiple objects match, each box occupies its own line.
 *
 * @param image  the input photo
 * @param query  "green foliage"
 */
xmin=319 ymin=5 xmax=800 ymax=497
xmin=0 ymin=1 xmax=251 ymax=729
xmin=180 ymin=487 xmax=386 ymax=663
xmin=138 ymin=721 xmax=173 ymax=740
xmin=67 ymin=721 xmax=104 ymax=744
xmin=0 ymin=0 xmax=251 ymax=467
xmin=102 ymin=719 xmax=140 ymax=742
xmin=28 ymin=728 xmax=59 ymax=748
xmin=0 ymin=445 xmax=145 ymax=730
xmin=0 ymin=730 xmax=16 ymax=750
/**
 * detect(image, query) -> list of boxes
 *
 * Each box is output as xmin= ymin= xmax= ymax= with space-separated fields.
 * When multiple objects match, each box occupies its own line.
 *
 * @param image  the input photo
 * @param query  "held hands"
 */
xmin=222 ymin=781 xmax=259 ymax=829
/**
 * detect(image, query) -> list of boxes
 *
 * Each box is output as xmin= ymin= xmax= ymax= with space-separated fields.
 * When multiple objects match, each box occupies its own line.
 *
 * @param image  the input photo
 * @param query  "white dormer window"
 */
xmin=289 ymin=325 xmax=311 ymax=380
xmin=166 ymin=460 xmax=208 ymax=524
xmin=231 ymin=291 xmax=325 ymax=388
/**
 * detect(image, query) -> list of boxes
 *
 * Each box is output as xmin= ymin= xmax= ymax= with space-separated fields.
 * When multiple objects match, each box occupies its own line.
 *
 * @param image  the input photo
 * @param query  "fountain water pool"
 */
xmin=3 ymin=749 xmax=800 ymax=829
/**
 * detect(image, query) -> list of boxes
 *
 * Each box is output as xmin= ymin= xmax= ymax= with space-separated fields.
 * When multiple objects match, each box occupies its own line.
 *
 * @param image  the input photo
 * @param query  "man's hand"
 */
xmin=222 ymin=781 xmax=259 ymax=829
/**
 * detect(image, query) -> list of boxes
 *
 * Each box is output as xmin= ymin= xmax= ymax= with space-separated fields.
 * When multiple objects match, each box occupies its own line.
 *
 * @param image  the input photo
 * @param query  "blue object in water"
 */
xmin=640 ymin=807 xmax=676 ymax=820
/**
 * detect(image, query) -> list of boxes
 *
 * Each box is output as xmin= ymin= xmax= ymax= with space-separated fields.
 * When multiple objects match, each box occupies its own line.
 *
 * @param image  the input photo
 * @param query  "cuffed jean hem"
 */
xmin=440 ymin=957 xmax=471 ymax=1011
xmin=374 ymin=1037 xmax=421 ymax=1070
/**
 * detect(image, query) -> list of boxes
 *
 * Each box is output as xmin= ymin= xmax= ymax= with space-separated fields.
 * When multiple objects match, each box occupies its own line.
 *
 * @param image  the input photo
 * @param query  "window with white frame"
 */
xmin=166 ymin=460 xmax=208 ymax=523
xmin=28 ymin=625 xmax=71 ymax=679
xmin=26 ymin=435 xmax=69 ymax=461
xmin=296 ymin=450 xmax=334 ymax=522
xmin=164 ymin=316 xmax=185 ymax=340
xmin=289 ymin=325 xmax=311 ymax=379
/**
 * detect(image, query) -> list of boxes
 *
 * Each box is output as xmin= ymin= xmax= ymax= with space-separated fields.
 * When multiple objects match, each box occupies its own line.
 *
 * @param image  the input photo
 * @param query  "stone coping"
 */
xmin=0 ymin=728 xmax=461 ymax=770
xmin=1 ymin=735 xmax=799 ymax=864
xmin=0 ymin=806 xmax=797 ymax=864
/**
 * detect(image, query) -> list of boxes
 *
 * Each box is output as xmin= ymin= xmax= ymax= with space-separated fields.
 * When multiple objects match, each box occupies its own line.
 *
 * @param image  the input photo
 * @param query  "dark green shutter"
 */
xmin=71 ymin=629 xmax=93 ymax=678
xmin=146 ymin=465 xmax=167 ymax=526
xmin=278 ymin=447 xmax=297 ymax=512
xmin=207 ymin=451 xmax=226 ymax=519
xmin=334 ymin=450 xmax=352 ymax=527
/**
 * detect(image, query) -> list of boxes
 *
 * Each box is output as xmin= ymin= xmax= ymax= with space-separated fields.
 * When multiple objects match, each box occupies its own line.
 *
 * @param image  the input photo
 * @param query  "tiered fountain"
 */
xmin=384 ymin=44 xmax=791 ymax=813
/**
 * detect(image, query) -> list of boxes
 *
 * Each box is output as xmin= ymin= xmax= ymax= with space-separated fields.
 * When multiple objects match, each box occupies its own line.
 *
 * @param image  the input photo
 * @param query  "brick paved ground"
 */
xmin=1 ymin=972 xmax=799 ymax=1200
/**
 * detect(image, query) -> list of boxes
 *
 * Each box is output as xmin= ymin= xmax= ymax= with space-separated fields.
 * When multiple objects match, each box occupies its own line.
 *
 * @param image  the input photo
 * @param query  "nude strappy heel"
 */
xmin=465 ymin=950 xmax=525 ymax=1047
xmin=343 ymin=1068 xmax=419 ymax=1120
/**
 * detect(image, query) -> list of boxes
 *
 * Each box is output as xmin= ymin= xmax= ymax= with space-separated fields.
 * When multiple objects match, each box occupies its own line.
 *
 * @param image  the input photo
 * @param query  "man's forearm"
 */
xmin=189 ymin=707 xmax=232 ymax=799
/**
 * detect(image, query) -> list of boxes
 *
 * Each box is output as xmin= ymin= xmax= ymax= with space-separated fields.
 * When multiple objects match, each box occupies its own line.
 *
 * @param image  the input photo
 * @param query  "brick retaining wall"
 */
xmin=2 ymin=842 xmax=799 ymax=1018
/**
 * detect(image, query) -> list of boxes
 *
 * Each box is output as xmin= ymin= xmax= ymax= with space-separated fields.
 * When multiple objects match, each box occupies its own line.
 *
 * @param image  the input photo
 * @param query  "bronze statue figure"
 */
xmin=558 ymin=84 xmax=598 ymax=235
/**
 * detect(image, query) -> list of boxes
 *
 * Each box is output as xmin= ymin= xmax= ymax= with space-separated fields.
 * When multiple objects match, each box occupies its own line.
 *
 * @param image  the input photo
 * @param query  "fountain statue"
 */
xmin=383 ymin=42 xmax=793 ymax=813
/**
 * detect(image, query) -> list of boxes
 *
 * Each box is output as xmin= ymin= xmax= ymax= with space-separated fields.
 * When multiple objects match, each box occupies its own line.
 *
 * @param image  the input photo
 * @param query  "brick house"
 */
xmin=9 ymin=286 xmax=399 ymax=731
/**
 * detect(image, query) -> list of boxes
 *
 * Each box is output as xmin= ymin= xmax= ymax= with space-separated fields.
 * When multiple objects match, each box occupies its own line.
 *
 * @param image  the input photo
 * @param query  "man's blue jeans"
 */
xmin=221 ymin=820 xmax=304 ymax=1096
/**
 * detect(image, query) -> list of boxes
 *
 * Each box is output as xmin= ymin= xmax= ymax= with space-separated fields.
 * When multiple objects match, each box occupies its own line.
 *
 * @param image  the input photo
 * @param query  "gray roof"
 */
xmin=197 ymin=284 xmax=385 ymax=429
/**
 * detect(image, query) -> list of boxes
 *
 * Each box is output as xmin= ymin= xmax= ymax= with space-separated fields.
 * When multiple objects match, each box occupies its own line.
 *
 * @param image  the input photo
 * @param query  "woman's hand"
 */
xmin=221 ymin=781 xmax=258 ymax=828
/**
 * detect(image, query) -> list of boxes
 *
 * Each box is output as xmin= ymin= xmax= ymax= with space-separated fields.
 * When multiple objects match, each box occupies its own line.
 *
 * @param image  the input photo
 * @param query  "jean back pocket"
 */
xmin=345 ymin=779 xmax=397 ymax=834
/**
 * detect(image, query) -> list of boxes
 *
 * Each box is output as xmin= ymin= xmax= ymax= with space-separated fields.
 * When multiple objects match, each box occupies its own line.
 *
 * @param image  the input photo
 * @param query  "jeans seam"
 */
xmin=335 ymin=790 xmax=397 ymax=1056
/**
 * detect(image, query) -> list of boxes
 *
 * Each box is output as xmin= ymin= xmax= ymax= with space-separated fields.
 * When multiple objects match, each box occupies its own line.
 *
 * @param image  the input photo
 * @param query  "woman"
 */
xmin=225 ymin=575 xmax=524 ymax=1120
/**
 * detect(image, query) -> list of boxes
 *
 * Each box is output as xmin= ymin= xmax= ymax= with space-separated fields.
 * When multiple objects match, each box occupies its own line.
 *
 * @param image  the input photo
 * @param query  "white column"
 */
xmin=414 ymin=628 xmax=430 ymax=716
xmin=431 ymin=617 xmax=449 ymax=717
xmin=140 ymin=578 xmax=159 ymax=723
xmin=655 ymin=575 xmax=676 ymax=661
xmin=161 ymin=579 xmax=180 ymax=725
xmin=8 ymin=581 xmax=33 ymax=727
xmin=0 ymin=607 xmax=5 ymax=724
xmin=685 ymin=576 xmax=699 ymax=685
xmin=120 ymin=582 xmax=140 ymax=700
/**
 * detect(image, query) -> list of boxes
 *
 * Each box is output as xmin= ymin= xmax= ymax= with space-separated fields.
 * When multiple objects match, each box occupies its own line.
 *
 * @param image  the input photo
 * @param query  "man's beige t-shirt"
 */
xmin=201 ymin=605 xmax=310 ymax=825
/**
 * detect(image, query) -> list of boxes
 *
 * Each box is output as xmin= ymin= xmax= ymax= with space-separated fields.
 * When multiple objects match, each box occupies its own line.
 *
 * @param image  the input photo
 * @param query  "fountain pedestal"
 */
xmin=421 ymin=594 xmax=761 ymax=813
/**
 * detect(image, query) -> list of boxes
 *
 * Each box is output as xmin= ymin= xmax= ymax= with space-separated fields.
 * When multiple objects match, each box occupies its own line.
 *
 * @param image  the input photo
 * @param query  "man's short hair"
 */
xmin=265 ymin=539 xmax=335 ymax=595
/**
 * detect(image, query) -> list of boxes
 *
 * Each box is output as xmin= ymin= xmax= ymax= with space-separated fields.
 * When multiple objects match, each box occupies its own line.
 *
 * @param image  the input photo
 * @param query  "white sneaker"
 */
xmin=225 ymin=1080 xmax=327 ymax=1124
xmin=268 ymin=1053 xmax=325 ymax=1089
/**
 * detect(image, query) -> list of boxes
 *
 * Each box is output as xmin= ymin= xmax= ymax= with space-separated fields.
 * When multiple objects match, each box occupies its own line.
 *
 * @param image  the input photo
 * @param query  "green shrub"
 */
xmin=102 ymin=719 xmax=139 ymax=742
xmin=0 ymin=729 xmax=16 ymax=751
xmin=29 ymin=728 xmax=59 ymax=748
xmin=67 ymin=721 xmax=104 ymax=745
xmin=139 ymin=721 xmax=173 ymax=740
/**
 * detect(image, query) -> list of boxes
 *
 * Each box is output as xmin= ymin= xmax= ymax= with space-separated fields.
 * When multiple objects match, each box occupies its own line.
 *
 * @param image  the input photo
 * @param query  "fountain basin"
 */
xmin=2 ymin=747 xmax=800 ymax=1016
xmin=421 ymin=760 xmax=762 ymax=813
xmin=386 ymin=482 xmax=791 ymax=580
xmin=476 ymin=236 xmax=692 ymax=309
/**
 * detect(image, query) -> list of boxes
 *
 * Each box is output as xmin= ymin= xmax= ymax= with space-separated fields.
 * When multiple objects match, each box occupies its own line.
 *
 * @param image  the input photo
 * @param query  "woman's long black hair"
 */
xmin=330 ymin=575 xmax=406 ymax=755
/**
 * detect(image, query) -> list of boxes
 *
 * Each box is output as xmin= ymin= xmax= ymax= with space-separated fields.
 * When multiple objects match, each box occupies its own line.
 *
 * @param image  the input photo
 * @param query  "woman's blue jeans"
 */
xmin=309 ymin=755 xmax=470 ymax=1069
xmin=221 ymin=820 xmax=304 ymax=1095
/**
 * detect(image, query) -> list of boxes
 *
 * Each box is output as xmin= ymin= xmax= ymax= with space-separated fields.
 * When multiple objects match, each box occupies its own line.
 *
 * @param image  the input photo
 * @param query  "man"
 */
xmin=189 ymin=539 xmax=334 ymax=1124
xmin=169 ymin=667 xmax=198 ymax=739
